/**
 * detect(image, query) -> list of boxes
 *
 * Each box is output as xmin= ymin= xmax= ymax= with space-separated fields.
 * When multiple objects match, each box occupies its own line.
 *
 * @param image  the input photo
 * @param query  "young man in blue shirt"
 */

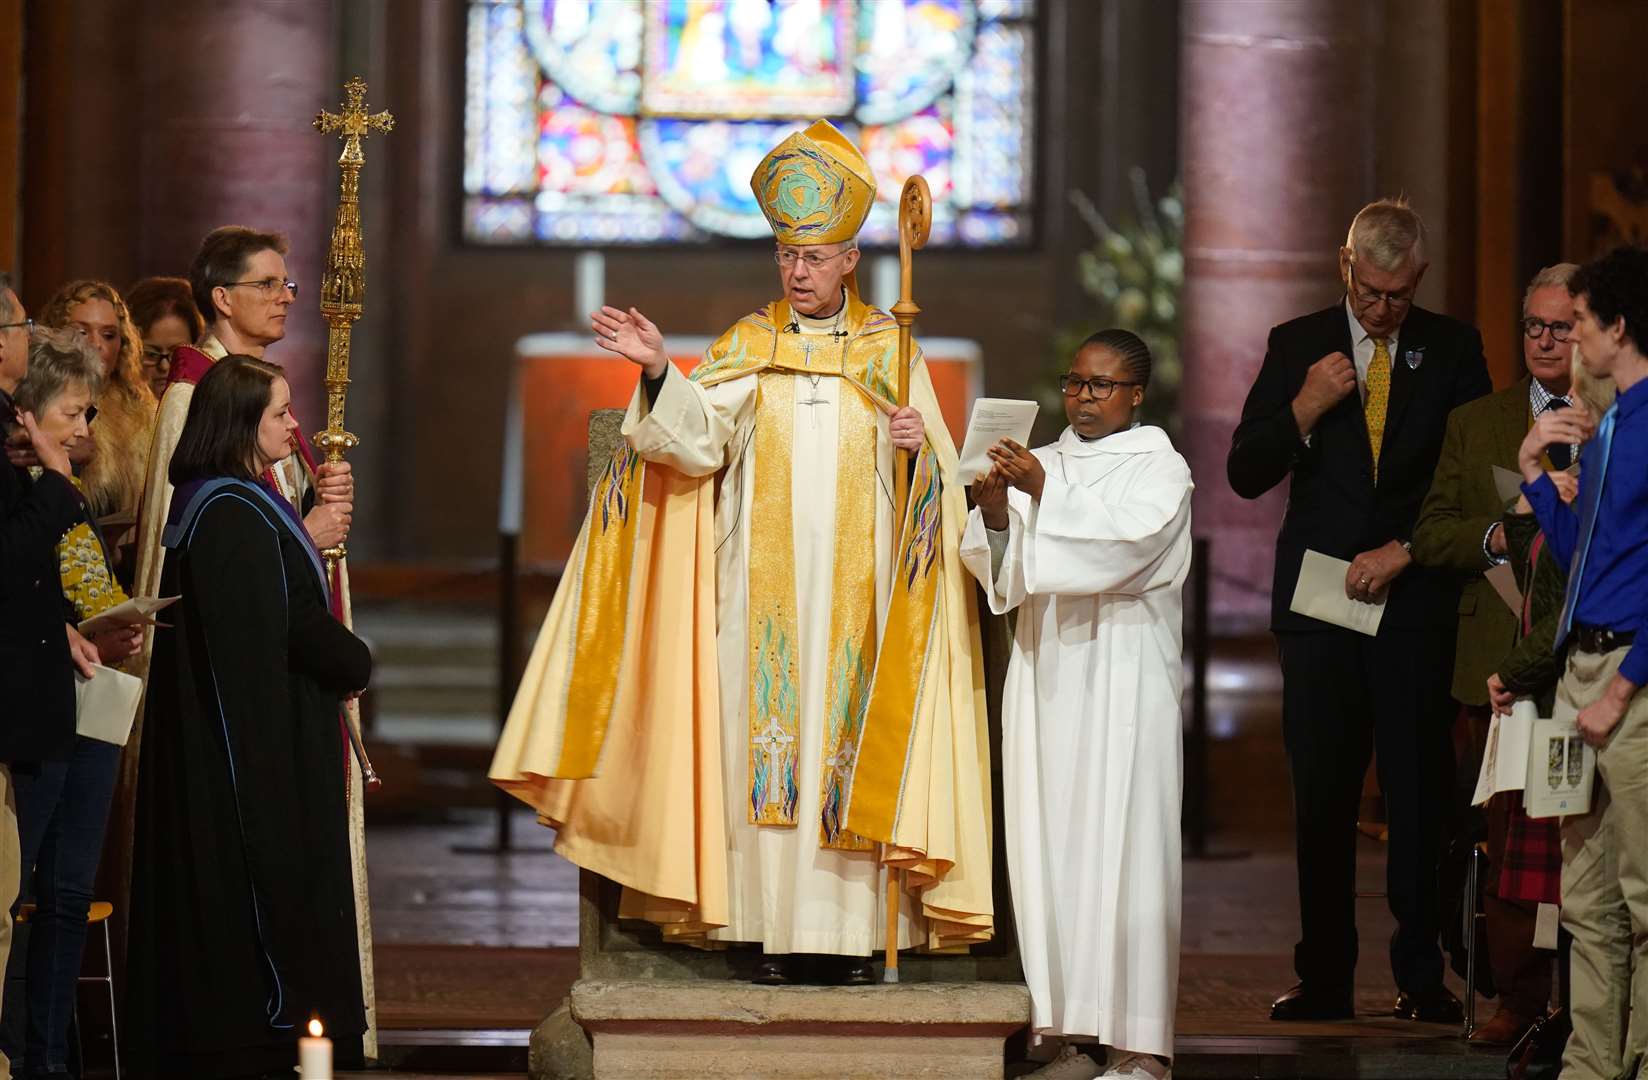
xmin=1518 ymin=244 xmax=1648 ymax=1080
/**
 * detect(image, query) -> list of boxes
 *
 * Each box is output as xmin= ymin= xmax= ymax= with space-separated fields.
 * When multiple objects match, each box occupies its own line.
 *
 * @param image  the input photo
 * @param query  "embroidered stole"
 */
xmin=747 ymin=331 xmax=879 ymax=850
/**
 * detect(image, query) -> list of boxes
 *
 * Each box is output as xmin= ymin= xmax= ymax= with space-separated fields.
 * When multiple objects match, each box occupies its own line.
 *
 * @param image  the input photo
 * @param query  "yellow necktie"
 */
xmin=1365 ymin=337 xmax=1391 ymax=481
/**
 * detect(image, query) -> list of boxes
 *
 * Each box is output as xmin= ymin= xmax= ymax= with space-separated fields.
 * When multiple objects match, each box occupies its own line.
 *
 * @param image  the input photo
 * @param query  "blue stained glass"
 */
xmin=462 ymin=0 xmax=1036 ymax=247
xmin=524 ymin=0 xmax=644 ymax=115
xmin=854 ymin=0 xmax=975 ymax=125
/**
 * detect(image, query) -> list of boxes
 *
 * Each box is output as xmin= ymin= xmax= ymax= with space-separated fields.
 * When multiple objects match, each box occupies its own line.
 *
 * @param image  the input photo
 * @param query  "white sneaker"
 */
xmin=1024 ymin=1044 xmax=1103 ymax=1080
xmin=1099 ymin=1050 xmax=1171 ymax=1080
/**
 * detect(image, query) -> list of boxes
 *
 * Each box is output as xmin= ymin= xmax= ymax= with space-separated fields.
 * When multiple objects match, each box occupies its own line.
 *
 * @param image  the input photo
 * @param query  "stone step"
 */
xmin=564 ymin=979 xmax=1029 ymax=1080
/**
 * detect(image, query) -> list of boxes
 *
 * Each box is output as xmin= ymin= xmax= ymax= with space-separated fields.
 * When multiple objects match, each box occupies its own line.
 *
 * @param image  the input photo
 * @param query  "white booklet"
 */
xmin=1288 ymin=549 xmax=1386 ymax=636
xmin=1523 ymin=714 xmax=1596 ymax=819
xmin=1472 ymin=699 xmax=1536 ymax=805
xmin=74 ymin=664 xmax=143 ymax=747
xmin=78 ymin=595 xmax=180 ymax=638
xmin=957 ymin=398 xmax=1039 ymax=480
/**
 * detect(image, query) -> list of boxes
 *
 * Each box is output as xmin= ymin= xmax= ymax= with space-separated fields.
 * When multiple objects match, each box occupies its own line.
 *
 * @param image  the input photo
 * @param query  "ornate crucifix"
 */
xmin=311 ymin=77 xmax=394 ymax=565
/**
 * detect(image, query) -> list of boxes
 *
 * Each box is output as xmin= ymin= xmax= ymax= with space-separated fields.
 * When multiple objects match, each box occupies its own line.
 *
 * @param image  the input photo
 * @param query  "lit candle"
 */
xmin=298 ymin=1017 xmax=332 ymax=1080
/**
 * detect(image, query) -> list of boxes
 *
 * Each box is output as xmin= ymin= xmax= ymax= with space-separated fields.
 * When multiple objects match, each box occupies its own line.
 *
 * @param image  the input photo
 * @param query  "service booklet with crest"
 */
xmin=1523 ymin=714 xmax=1596 ymax=819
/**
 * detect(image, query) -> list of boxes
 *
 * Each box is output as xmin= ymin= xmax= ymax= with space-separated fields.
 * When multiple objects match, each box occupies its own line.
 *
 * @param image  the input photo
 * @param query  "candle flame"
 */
xmin=308 ymin=1017 xmax=324 ymax=1038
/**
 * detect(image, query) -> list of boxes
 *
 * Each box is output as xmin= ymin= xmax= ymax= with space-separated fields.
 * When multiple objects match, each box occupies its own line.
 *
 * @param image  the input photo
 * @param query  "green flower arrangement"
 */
xmin=1043 ymin=170 xmax=1184 ymax=441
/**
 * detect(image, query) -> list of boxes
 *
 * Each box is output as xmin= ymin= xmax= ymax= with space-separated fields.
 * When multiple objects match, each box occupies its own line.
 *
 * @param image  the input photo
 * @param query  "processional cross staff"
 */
xmin=314 ymin=76 xmax=392 ymax=792
xmin=884 ymin=174 xmax=931 ymax=984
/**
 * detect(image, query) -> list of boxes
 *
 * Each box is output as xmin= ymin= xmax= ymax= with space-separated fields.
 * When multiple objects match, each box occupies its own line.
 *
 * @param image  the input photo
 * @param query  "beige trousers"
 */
xmin=0 ymin=765 xmax=17 ymax=1080
xmin=1558 ymin=646 xmax=1648 ymax=1080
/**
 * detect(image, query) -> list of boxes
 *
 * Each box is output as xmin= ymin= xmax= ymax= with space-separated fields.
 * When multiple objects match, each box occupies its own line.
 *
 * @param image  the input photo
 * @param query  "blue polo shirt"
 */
xmin=1525 ymin=377 xmax=1648 ymax=686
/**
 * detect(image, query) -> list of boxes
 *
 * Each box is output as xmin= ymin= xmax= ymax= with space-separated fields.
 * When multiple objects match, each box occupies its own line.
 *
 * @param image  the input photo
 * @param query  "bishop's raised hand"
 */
xmin=592 ymin=305 xmax=669 ymax=379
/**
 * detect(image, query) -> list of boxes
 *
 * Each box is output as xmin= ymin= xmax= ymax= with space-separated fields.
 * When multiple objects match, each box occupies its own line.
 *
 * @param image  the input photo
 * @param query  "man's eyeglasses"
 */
xmin=1347 ymin=264 xmax=1415 ymax=310
xmin=1059 ymin=374 xmax=1140 ymax=400
xmin=223 ymin=278 xmax=299 ymax=299
xmin=775 ymin=250 xmax=850 ymax=270
xmin=1522 ymin=317 xmax=1573 ymax=343
xmin=0 ymin=318 xmax=32 ymax=332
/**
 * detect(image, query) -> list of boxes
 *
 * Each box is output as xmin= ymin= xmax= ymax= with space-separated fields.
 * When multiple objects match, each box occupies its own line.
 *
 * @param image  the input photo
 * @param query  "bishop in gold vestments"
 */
xmin=490 ymin=121 xmax=993 ymax=961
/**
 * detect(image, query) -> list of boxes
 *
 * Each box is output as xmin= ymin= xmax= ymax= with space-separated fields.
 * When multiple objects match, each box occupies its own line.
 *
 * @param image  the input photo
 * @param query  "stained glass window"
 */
xmin=463 ymin=0 xmax=1037 ymax=247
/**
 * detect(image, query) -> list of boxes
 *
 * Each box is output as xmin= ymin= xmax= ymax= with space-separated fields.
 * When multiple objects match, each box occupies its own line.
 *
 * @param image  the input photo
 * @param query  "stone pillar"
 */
xmin=134 ymin=0 xmax=335 ymax=423
xmin=1179 ymin=1 xmax=1378 ymax=627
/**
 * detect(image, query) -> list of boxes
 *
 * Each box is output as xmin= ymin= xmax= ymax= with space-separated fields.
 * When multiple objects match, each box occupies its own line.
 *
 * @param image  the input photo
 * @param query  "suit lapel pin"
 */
xmin=1404 ymin=345 xmax=1425 ymax=370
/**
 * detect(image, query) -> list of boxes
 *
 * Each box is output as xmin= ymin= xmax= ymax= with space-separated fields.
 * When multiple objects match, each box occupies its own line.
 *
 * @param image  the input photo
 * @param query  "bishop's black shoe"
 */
xmin=1393 ymin=985 xmax=1464 ymax=1024
xmin=838 ymin=958 xmax=876 ymax=985
xmin=1269 ymin=982 xmax=1355 ymax=1021
xmin=752 ymin=956 xmax=794 ymax=985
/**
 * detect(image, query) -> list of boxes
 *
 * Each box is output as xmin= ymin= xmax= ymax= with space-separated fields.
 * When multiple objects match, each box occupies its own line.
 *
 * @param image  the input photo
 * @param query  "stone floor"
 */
xmin=78 ymin=603 xmax=1483 ymax=1078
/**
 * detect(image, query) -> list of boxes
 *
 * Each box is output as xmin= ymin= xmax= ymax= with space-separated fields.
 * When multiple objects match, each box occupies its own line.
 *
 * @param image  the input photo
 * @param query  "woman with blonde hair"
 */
xmin=38 ymin=280 xmax=157 ymax=555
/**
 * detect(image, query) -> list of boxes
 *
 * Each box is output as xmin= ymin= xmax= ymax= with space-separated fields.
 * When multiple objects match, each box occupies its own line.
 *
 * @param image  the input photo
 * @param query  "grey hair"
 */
xmin=0 ymin=271 xmax=14 ymax=324
xmin=1523 ymin=262 xmax=1580 ymax=316
xmin=1345 ymin=198 xmax=1427 ymax=271
xmin=15 ymin=325 xmax=104 ymax=413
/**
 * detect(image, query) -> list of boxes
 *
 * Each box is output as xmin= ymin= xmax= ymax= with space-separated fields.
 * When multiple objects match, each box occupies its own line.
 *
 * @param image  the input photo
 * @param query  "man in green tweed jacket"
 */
xmin=1411 ymin=262 xmax=1580 ymax=1046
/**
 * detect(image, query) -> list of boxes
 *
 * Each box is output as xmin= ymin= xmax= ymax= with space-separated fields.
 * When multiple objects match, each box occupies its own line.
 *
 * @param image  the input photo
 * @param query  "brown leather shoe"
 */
xmin=1468 ymin=1007 xmax=1537 ymax=1046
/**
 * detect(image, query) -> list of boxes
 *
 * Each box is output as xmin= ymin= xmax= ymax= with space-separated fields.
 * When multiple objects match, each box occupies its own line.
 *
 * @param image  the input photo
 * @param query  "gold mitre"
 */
xmin=750 ymin=119 xmax=875 ymax=246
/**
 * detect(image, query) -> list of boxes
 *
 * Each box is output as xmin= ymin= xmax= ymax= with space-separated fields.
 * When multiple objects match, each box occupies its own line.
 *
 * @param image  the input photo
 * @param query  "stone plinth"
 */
xmin=568 ymin=979 xmax=1029 ymax=1080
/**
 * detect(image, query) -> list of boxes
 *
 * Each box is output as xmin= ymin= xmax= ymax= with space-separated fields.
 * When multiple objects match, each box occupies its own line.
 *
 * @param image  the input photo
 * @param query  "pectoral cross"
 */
xmin=754 ymin=716 xmax=796 ymax=808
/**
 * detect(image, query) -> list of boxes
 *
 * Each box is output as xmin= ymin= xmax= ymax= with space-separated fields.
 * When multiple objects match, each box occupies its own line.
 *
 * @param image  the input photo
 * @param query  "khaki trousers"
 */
xmin=1558 ymin=646 xmax=1648 ymax=1080
xmin=0 ymin=765 xmax=17 ymax=1080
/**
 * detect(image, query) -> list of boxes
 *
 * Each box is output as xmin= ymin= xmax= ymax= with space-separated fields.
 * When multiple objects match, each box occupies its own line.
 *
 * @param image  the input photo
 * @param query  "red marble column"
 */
xmin=1180 ymin=1 xmax=1377 ymax=628
xmin=135 ymin=0 xmax=335 ymax=424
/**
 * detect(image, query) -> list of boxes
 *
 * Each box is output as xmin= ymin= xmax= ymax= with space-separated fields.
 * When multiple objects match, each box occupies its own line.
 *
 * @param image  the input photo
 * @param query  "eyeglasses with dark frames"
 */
xmin=1059 ymin=374 xmax=1140 ymax=400
xmin=1522 ymin=317 xmax=1573 ymax=343
xmin=0 ymin=318 xmax=32 ymax=332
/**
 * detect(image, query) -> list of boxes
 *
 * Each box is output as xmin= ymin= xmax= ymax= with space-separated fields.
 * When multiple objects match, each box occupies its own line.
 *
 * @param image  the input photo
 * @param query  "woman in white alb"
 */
xmin=961 ymin=329 xmax=1192 ymax=1080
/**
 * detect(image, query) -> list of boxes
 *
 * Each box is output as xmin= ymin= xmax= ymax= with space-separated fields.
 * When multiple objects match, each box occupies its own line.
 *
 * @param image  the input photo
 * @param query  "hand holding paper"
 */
xmin=1290 ymin=549 xmax=1386 ymax=636
xmin=78 ymin=595 xmax=180 ymax=639
xmin=958 ymin=398 xmax=1038 ymax=480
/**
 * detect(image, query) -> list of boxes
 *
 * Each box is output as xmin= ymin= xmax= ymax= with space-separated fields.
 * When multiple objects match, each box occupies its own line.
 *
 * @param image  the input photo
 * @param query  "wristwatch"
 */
xmin=1399 ymin=539 xmax=1413 ymax=554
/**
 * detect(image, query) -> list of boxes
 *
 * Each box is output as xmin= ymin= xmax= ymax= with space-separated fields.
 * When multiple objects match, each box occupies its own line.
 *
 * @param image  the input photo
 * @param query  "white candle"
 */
xmin=298 ymin=1017 xmax=332 ymax=1079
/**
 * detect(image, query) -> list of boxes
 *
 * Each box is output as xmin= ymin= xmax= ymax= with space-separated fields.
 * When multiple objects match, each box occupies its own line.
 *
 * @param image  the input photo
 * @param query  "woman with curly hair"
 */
xmin=39 ymin=280 xmax=157 ymax=576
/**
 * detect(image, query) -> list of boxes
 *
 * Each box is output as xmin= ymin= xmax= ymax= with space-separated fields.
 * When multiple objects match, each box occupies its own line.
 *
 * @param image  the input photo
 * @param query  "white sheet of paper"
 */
xmin=957 ymin=398 xmax=1039 ymax=480
xmin=1288 ymin=549 xmax=1387 ymax=636
xmin=1492 ymin=465 xmax=1524 ymax=506
xmin=1533 ymin=902 xmax=1561 ymax=951
xmin=74 ymin=664 xmax=143 ymax=747
xmin=1485 ymin=562 xmax=1524 ymax=614
xmin=78 ymin=595 xmax=179 ymax=638
xmin=1472 ymin=699 xmax=1536 ymax=805
xmin=1523 ymin=709 xmax=1596 ymax=819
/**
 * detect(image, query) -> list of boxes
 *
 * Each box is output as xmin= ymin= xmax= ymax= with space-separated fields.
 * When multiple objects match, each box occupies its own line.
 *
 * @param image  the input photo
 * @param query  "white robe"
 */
xmin=959 ymin=424 xmax=1191 ymax=1058
xmin=623 ymin=311 xmax=924 ymax=955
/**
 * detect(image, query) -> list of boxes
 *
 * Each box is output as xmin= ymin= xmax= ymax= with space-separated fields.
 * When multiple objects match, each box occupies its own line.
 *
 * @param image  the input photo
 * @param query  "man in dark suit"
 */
xmin=1410 ymin=263 xmax=1579 ymax=1044
xmin=1228 ymin=200 xmax=1491 ymax=1023
xmin=0 ymin=272 xmax=100 ymax=1063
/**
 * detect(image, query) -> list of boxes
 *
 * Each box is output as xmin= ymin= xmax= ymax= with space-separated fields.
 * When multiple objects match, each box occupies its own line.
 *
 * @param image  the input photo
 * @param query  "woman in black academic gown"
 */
xmin=125 ymin=355 xmax=371 ymax=1079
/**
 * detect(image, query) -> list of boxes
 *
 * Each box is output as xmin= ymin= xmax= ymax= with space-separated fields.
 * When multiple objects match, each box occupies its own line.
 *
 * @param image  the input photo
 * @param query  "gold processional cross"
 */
xmin=311 ymin=76 xmax=394 ymax=563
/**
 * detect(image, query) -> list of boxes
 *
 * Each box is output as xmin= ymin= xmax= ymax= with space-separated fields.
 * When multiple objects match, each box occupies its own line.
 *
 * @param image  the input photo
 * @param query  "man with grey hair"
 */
xmin=1229 ymin=199 xmax=1490 ymax=1023
xmin=1409 ymin=262 xmax=1579 ymax=1045
xmin=0 ymin=272 xmax=103 ymax=1080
